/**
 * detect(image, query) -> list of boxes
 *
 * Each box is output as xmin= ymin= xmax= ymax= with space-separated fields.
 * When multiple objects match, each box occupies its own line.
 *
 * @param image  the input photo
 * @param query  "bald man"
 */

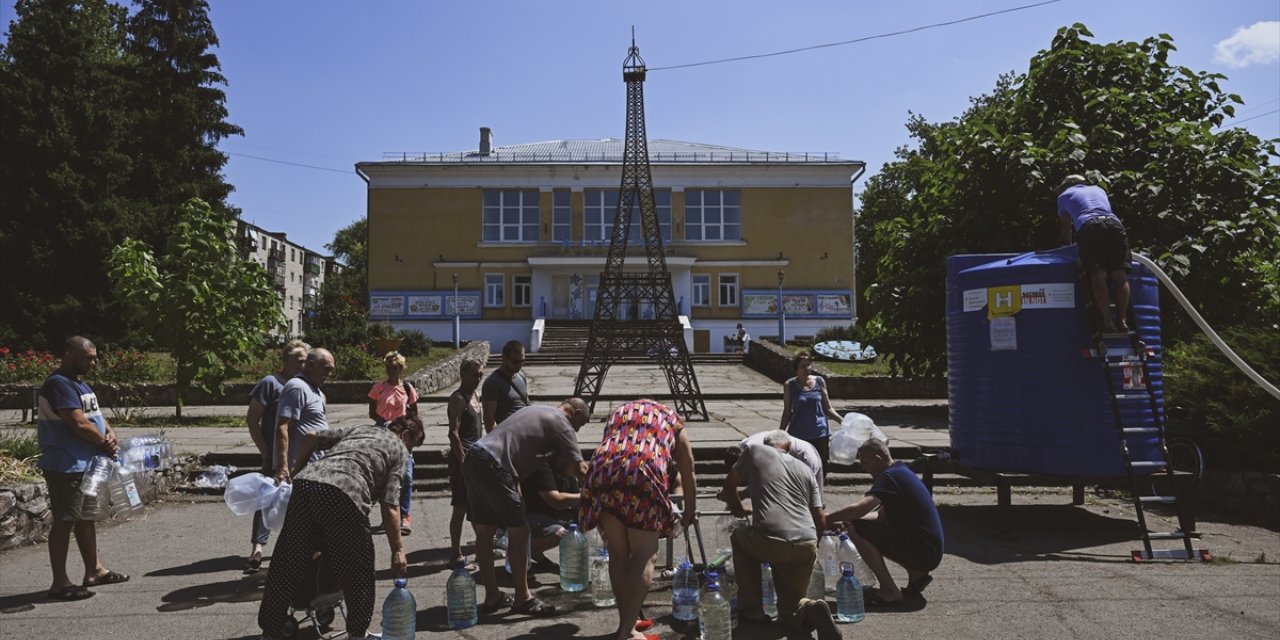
xmin=273 ymin=348 xmax=336 ymax=483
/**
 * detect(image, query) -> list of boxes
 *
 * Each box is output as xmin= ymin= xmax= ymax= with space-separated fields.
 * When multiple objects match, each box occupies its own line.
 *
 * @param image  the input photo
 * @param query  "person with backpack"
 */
xmin=368 ymin=351 xmax=419 ymax=535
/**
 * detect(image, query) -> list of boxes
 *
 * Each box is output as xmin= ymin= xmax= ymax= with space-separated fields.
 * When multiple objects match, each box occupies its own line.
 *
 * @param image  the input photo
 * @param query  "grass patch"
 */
xmin=111 ymin=415 xmax=243 ymax=430
xmin=405 ymin=349 xmax=455 ymax=376
xmin=777 ymin=344 xmax=896 ymax=377
xmin=0 ymin=432 xmax=42 ymax=484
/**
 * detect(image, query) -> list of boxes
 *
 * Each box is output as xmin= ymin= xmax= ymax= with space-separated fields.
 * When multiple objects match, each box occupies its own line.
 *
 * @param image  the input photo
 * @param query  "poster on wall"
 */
xmin=816 ymin=294 xmax=851 ymax=316
xmin=783 ymin=294 xmax=814 ymax=315
xmin=743 ymin=294 xmax=778 ymax=315
xmin=407 ymin=295 xmax=442 ymax=316
xmin=445 ymin=295 xmax=481 ymax=316
xmin=369 ymin=295 xmax=406 ymax=318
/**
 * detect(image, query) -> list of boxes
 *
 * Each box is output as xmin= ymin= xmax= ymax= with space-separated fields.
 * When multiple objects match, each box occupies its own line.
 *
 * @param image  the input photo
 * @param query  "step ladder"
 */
xmin=1096 ymin=330 xmax=1209 ymax=561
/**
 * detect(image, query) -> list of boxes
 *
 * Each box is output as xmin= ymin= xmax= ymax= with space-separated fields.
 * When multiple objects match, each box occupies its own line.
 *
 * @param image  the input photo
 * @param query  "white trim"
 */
xmin=717 ymin=273 xmax=740 ymax=308
xmin=360 ymin=163 xmax=864 ymax=190
xmin=696 ymin=259 xmax=790 ymax=267
xmin=526 ymin=256 xmax=697 ymax=267
xmin=484 ymin=273 xmax=505 ymax=308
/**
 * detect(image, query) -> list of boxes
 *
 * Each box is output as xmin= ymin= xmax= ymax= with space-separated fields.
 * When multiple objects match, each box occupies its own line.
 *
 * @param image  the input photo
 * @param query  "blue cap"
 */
xmin=568 ymin=523 xmax=578 ymax=531
xmin=395 ymin=578 xmax=408 ymax=588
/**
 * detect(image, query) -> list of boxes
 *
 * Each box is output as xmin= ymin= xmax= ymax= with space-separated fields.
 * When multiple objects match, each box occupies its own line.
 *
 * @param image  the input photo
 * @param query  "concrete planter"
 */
xmin=743 ymin=339 xmax=945 ymax=399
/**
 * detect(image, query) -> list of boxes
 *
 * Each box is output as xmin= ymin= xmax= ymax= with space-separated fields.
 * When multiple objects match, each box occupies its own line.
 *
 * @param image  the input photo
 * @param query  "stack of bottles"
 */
xmin=559 ymin=523 xmax=589 ymax=593
xmin=119 ymin=434 xmax=177 ymax=472
xmin=445 ymin=561 xmax=477 ymax=630
xmin=80 ymin=455 xmax=143 ymax=521
xmin=698 ymin=572 xmax=732 ymax=640
xmin=381 ymin=578 xmax=416 ymax=640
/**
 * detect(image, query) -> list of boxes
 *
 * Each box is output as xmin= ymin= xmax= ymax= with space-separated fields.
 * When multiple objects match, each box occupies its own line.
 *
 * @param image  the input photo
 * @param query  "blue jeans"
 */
xmin=401 ymin=455 xmax=413 ymax=520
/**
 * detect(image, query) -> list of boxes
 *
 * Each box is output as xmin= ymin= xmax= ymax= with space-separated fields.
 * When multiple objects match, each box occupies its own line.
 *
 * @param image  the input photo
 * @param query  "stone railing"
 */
xmin=407 ymin=341 xmax=491 ymax=395
xmin=743 ymin=339 xmax=945 ymax=399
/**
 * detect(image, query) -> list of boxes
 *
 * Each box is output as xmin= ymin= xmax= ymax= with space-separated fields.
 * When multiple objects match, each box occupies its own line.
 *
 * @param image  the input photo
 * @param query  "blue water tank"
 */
xmin=946 ymin=245 xmax=1163 ymax=476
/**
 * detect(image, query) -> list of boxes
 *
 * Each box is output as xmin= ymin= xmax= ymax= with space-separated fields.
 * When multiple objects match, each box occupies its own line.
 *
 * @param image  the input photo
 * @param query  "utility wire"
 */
xmin=1226 ymin=108 xmax=1279 ymax=127
xmin=649 ymin=0 xmax=1064 ymax=72
xmin=226 ymin=151 xmax=351 ymax=174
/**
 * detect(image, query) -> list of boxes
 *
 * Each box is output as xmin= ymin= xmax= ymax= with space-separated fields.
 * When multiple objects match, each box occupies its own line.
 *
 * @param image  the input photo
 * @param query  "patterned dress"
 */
xmin=579 ymin=399 xmax=684 ymax=537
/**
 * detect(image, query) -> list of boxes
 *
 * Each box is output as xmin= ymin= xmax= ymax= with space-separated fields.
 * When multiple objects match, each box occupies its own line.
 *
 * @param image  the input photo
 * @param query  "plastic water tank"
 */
xmin=946 ymin=245 xmax=1163 ymax=476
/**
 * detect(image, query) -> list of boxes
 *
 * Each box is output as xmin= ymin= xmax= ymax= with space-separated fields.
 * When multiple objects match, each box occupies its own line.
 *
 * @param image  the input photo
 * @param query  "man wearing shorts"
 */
xmin=37 ymin=336 xmax=128 ymax=601
xmin=463 ymin=399 xmax=590 ymax=617
xmin=828 ymin=439 xmax=943 ymax=606
xmin=1057 ymin=174 xmax=1133 ymax=333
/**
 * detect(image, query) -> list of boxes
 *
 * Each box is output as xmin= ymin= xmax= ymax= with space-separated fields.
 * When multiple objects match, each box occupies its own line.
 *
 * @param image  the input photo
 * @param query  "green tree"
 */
xmin=109 ymin=198 xmax=283 ymax=416
xmin=857 ymin=24 xmax=1280 ymax=377
xmin=306 ymin=217 xmax=368 ymax=347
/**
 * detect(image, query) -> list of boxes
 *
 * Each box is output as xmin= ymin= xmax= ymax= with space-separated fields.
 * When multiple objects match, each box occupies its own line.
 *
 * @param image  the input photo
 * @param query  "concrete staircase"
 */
xmin=529 ymin=320 xmax=743 ymax=365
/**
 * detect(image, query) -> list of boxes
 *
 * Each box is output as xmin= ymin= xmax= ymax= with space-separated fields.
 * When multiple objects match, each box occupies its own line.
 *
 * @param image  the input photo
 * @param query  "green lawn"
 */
xmin=778 ymin=344 xmax=895 ymax=377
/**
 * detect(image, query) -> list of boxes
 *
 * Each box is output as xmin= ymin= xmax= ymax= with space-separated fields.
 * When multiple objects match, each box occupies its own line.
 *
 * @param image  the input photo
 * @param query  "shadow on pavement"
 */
xmin=0 ymin=590 xmax=46 ymax=614
xmin=146 ymin=554 xmax=251 ymax=577
xmin=157 ymin=573 xmax=266 ymax=612
xmin=940 ymin=503 xmax=1140 ymax=565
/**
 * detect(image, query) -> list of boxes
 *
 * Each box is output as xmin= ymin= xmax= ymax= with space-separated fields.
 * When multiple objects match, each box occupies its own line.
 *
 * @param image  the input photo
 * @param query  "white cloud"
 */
xmin=1214 ymin=21 xmax=1280 ymax=69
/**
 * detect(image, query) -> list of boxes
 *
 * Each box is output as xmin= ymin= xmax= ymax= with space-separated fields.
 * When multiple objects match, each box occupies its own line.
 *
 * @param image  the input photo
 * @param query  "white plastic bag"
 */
xmin=262 ymin=482 xmax=292 ymax=531
xmin=828 ymin=412 xmax=888 ymax=465
xmin=223 ymin=472 xmax=278 ymax=515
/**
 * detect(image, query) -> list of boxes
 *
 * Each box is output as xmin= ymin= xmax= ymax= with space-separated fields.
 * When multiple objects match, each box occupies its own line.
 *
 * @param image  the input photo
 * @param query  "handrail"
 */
xmin=1132 ymin=253 xmax=1280 ymax=400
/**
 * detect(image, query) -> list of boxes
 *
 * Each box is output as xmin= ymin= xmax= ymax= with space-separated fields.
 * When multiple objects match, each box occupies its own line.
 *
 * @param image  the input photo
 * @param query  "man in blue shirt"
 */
xmin=1056 ymin=174 xmax=1133 ymax=333
xmin=828 ymin=439 xmax=944 ymax=606
xmin=37 ymin=336 xmax=129 ymax=600
xmin=273 ymin=348 xmax=335 ymax=483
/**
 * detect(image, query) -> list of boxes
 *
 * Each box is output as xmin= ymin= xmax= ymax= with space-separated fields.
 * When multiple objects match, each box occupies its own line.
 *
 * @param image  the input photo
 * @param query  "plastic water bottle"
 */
xmin=808 ymin=560 xmax=827 ymax=599
xmin=558 ymin=523 xmax=588 ymax=592
xmin=445 ymin=562 xmax=477 ymax=630
xmin=697 ymin=576 xmax=732 ymax=640
xmin=820 ymin=534 xmax=840 ymax=579
xmin=590 ymin=548 xmax=615 ymax=607
xmin=671 ymin=557 xmax=699 ymax=621
xmin=107 ymin=463 xmax=144 ymax=517
xmin=80 ymin=456 xmax=114 ymax=497
xmin=761 ymin=562 xmax=777 ymax=618
xmin=835 ymin=563 xmax=865 ymax=623
xmin=838 ymin=533 xmax=877 ymax=588
xmin=718 ymin=563 xmax=739 ymax=628
xmin=381 ymin=578 xmax=417 ymax=640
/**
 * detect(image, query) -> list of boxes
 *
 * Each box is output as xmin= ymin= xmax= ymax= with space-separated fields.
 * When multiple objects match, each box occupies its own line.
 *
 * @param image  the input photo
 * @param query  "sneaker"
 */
xmin=400 ymin=516 xmax=412 ymax=536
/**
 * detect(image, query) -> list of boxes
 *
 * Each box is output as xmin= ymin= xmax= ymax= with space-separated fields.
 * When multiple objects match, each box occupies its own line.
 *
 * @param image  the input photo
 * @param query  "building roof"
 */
xmin=372 ymin=138 xmax=853 ymax=165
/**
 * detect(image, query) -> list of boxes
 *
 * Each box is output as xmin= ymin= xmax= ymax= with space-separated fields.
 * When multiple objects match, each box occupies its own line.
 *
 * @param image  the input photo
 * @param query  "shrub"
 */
xmin=1164 ymin=327 xmax=1280 ymax=473
xmin=813 ymin=324 xmax=866 ymax=344
xmin=395 ymin=329 xmax=432 ymax=357
xmin=0 ymin=347 xmax=58 ymax=383
xmin=94 ymin=348 xmax=168 ymax=383
xmin=331 ymin=344 xmax=381 ymax=381
xmin=0 ymin=431 xmax=40 ymax=460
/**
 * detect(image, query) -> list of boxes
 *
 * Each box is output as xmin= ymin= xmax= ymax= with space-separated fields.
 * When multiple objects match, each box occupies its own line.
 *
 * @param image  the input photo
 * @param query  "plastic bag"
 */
xmin=194 ymin=464 xmax=236 ymax=489
xmin=224 ymin=472 xmax=278 ymax=515
xmin=262 ymin=482 xmax=292 ymax=531
xmin=828 ymin=412 xmax=888 ymax=465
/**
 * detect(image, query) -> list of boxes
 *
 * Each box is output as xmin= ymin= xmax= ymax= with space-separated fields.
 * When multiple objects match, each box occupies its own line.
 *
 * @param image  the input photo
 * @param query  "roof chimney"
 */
xmin=479 ymin=127 xmax=492 ymax=156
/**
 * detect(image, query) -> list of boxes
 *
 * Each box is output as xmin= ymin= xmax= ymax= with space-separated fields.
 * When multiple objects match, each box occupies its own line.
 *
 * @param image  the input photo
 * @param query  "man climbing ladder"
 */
xmin=1056 ymin=174 xmax=1132 ymax=333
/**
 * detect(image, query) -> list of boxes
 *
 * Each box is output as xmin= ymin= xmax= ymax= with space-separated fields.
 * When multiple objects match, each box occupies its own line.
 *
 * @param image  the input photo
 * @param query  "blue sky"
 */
xmin=4 ymin=0 xmax=1278 ymax=253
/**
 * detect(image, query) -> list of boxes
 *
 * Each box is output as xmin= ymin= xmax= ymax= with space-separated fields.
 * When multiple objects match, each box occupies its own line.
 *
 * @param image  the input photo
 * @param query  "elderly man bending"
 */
xmin=463 ymin=399 xmax=591 ymax=618
xmin=722 ymin=430 xmax=840 ymax=640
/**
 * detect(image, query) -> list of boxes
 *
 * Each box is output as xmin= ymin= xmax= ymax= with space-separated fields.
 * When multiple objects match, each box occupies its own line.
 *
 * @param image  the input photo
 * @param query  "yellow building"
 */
xmin=357 ymin=128 xmax=865 ymax=352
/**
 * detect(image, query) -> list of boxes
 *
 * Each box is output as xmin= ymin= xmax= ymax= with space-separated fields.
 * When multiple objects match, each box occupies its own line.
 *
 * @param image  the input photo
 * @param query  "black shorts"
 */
xmin=1077 ymin=216 xmax=1131 ymax=273
xmin=852 ymin=517 xmax=942 ymax=573
xmin=448 ymin=452 xmax=467 ymax=507
xmin=462 ymin=446 xmax=526 ymax=528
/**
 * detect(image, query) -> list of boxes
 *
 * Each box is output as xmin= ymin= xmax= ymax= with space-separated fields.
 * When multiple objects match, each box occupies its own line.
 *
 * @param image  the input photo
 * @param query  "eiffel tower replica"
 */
xmin=573 ymin=34 xmax=709 ymax=421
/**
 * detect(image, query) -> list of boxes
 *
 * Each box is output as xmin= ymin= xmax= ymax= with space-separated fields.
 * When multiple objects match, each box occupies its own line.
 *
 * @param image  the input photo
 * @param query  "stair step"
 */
xmin=1138 ymin=496 xmax=1178 ymax=504
xmin=1121 ymin=427 xmax=1160 ymax=435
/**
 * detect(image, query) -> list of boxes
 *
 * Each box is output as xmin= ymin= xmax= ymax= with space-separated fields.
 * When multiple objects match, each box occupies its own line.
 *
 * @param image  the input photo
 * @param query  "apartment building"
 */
xmin=236 ymin=220 xmax=343 ymax=337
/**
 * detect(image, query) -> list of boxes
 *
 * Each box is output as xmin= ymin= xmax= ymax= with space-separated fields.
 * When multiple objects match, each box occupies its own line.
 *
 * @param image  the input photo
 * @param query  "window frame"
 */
xmin=692 ymin=274 xmax=711 ymax=307
xmin=582 ymin=188 xmax=672 ymax=244
xmin=484 ymin=273 xmax=505 ymax=308
xmin=512 ymin=275 xmax=532 ymax=308
xmin=683 ymin=189 xmax=742 ymax=242
xmin=482 ymin=189 xmax=540 ymax=243
xmin=718 ymin=273 xmax=739 ymax=308
xmin=552 ymin=190 xmax=572 ymax=243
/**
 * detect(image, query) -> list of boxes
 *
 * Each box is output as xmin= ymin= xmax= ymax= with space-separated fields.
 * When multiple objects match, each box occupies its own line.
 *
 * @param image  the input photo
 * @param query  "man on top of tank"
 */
xmin=1056 ymin=174 xmax=1133 ymax=333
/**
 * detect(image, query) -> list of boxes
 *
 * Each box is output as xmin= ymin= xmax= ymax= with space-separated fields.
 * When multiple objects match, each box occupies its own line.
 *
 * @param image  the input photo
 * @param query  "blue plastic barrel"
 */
xmin=946 ymin=245 xmax=1163 ymax=476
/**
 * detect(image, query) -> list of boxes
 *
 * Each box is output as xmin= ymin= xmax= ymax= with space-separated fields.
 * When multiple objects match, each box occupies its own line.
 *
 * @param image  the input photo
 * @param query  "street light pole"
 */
xmin=777 ymin=268 xmax=786 ymax=346
xmin=452 ymin=273 xmax=460 ymax=349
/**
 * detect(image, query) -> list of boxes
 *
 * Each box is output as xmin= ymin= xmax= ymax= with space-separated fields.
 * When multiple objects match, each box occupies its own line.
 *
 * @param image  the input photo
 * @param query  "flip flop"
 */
xmin=48 ymin=585 xmax=95 ymax=601
xmin=83 ymin=570 xmax=129 ymax=588
xmin=511 ymin=596 xmax=557 ymax=618
xmin=244 ymin=553 xmax=263 ymax=575
xmin=903 ymin=574 xmax=933 ymax=596
xmin=635 ymin=610 xmax=654 ymax=631
xmin=863 ymin=587 xmax=903 ymax=607
xmin=478 ymin=592 xmax=514 ymax=614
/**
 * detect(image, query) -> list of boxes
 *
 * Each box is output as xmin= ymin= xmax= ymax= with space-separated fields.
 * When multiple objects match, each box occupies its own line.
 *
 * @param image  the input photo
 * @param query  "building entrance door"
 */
xmin=551 ymin=275 xmax=570 ymax=319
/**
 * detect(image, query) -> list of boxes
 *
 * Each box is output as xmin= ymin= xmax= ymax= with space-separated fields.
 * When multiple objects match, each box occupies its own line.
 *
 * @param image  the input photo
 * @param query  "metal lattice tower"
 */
xmin=573 ymin=33 xmax=708 ymax=421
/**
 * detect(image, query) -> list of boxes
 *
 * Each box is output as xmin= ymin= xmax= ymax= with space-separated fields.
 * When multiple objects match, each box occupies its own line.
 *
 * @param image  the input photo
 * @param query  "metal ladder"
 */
xmin=1096 ymin=330 xmax=1209 ymax=561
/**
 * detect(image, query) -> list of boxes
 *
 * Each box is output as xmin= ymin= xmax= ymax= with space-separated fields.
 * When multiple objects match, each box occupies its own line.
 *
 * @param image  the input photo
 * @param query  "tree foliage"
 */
xmin=306 ymin=218 xmax=369 ymax=348
xmin=857 ymin=24 xmax=1280 ymax=377
xmin=0 ymin=0 xmax=240 ymax=349
xmin=109 ymin=198 xmax=282 ymax=416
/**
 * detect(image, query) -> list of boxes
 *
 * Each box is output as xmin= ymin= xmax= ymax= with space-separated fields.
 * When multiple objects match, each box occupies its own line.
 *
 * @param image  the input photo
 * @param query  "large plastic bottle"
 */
xmin=719 ymin=563 xmax=739 ymax=629
xmin=698 ymin=574 xmax=732 ymax=640
xmin=80 ymin=455 xmax=114 ymax=497
xmin=820 ymin=534 xmax=840 ymax=579
xmin=835 ymin=563 xmax=865 ymax=623
xmin=591 ymin=548 xmax=615 ymax=607
xmin=381 ymin=578 xmax=417 ymax=640
xmin=445 ymin=562 xmax=477 ymax=630
xmin=837 ymin=533 xmax=876 ymax=588
xmin=671 ymin=557 xmax=700 ymax=621
xmin=107 ymin=463 xmax=144 ymax=518
xmin=558 ymin=523 xmax=588 ymax=592
xmin=761 ymin=562 xmax=778 ymax=618
xmin=807 ymin=560 xmax=827 ymax=599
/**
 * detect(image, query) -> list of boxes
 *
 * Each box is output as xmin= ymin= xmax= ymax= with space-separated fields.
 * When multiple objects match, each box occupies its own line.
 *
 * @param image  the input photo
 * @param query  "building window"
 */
xmin=692 ymin=274 xmax=711 ymax=307
xmin=484 ymin=274 xmax=505 ymax=308
xmin=482 ymin=190 xmax=539 ymax=242
xmin=718 ymin=274 xmax=739 ymax=307
xmin=552 ymin=191 xmax=572 ymax=242
xmin=513 ymin=275 xmax=532 ymax=307
xmin=684 ymin=189 xmax=741 ymax=241
xmin=583 ymin=189 xmax=671 ymax=244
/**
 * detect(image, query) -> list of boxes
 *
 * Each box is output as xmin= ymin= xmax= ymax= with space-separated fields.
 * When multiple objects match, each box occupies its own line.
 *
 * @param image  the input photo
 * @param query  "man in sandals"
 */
xmin=37 ymin=336 xmax=129 ymax=601
xmin=463 ymin=399 xmax=591 ymax=617
xmin=827 ymin=439 xmax=943 ymax=606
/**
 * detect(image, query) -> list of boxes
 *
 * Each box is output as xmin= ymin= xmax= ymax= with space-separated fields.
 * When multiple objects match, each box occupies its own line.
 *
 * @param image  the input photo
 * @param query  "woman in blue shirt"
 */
xmin=779 ymin=351 xmax=844 ymax=472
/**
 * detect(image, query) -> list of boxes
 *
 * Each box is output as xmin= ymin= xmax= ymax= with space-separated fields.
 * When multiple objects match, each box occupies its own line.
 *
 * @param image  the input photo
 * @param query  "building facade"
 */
xmin=358 ymin=130 xmax=864 ymax=352
xmin=236 ymin=220 xmax=343 ymax=337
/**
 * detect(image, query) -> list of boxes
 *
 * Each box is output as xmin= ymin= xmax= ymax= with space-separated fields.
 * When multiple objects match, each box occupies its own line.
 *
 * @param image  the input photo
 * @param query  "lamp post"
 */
xmin=452 ymin=273 xmax=460 ymax=349
xmin=777 ymin=268 xmax=786 ymax=346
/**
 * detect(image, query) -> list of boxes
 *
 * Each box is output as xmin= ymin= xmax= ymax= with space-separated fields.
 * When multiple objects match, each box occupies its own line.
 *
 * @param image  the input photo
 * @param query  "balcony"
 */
xmin=303 ymin=294 xmax=318 ymax=310
xmin=305 ymin=261 xmax=321 ymax=275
